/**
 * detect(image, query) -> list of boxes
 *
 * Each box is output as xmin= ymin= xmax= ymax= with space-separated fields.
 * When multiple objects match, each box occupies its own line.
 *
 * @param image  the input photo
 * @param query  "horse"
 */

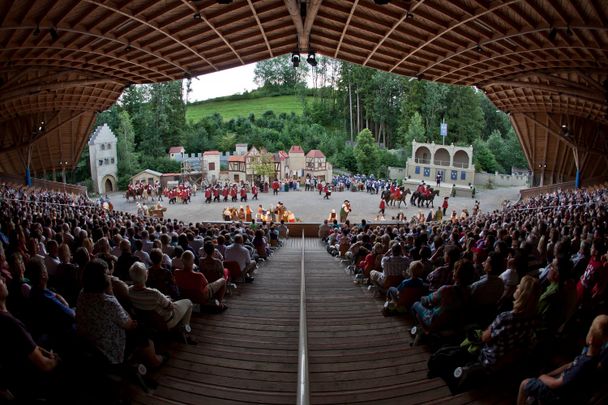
xmin=381 ymin=188 xmax=412 ymax=209
xmin=411 ymin=188 xmax=440 ymax=208
xmin=125 ymin=188 xmax=138 ymax=202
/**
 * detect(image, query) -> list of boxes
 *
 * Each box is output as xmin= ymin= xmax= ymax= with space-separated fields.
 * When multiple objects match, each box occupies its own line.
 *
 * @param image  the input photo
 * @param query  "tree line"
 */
xmin=73 ymin=55 xmax=528 ymax=190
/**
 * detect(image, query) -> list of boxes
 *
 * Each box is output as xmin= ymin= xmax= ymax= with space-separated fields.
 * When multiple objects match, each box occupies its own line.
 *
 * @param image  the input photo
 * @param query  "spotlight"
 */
xmin=406 ymin=12 xmax=414 ymax=19
xmin=33 ymin=25 xmax=40 ymax=36
xmin=374 ymin=0 xmax=390 ymax=4
xmin=548 ymin=27 xmax=557 ymax=41
xmin=306 ymin=50 xmax=317 ymax=67
xmin=566 ymin=26 xmax=573 ymax=36
xmin=193 ymin=12 xmax=201 ymax=20
xmin=416 ymin=74 xmax=424 ymax=81
xmin=217 ymin=0 xmax=232 ymax=4
xmin=291 ymin=51 xmax=300 ymax=68
xmin=124 ymin=44 xmax=132 ymax=52
xmin=476 ymin=44 xmax=483 ymax=53
xmin=49 ymin=27 xmax=59 ymax=41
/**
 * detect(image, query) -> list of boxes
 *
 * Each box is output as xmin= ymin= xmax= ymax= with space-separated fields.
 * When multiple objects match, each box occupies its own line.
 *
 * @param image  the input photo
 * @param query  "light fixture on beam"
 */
xmin=291 ymin=51 xmax=300 ymax=68
xmin=476 ymin=44 xmax=483 ymax=53
xmin=374 ymin=0 xmax=390 ymax=4
xmin=406 ymin=12 xmax=414 ymax=19
xmin=193 ymin=12 xmax=202 ymax=20
xmin=566 ymin=26 xmax=573 ymax=36
xmin=33 ymin=25 xmax=40 ymax=36
xmin=306 ymin=50 xmax=317 ymax=67
xmin=548 ymin=27 xmax=557 ymax=41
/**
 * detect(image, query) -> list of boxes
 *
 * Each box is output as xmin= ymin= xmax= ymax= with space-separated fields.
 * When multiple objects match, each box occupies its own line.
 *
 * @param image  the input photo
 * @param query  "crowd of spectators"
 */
xmin=323 ymin=184 xmax=608 ymax=403
xmin=0 ymin=182 xmax=282 ymax=403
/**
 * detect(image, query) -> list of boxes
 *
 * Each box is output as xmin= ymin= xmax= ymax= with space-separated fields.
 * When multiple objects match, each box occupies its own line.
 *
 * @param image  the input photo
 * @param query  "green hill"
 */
xmin=186 ymin=95 xmax=313 ymax=122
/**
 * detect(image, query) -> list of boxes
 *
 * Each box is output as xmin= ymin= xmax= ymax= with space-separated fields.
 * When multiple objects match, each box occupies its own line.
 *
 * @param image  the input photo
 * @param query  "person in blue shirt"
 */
xmin=518 ymin=314 xmax=608 ymax=405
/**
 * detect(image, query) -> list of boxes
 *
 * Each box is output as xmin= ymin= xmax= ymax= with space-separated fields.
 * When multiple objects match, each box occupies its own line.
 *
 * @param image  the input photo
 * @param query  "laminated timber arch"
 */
xmin=0 ymin=0 xmax=607 ymax=185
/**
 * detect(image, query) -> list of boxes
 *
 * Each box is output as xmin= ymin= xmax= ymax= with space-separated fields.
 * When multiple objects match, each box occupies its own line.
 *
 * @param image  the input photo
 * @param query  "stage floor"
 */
xmin=109 ymin=186 xmax=522 ymax=224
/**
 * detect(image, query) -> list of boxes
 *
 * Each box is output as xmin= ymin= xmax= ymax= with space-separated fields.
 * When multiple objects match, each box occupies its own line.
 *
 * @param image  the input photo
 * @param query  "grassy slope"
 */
xmin=186 ymin=95 xmax=313 ymax=122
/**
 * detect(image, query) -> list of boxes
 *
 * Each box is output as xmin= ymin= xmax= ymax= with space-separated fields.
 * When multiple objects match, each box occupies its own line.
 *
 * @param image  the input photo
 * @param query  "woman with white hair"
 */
xmin=127 ymin=262 xmax=195 ymax=344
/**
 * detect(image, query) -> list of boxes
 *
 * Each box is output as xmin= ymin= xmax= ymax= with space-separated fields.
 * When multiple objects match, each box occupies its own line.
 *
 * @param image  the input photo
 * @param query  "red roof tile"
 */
xmin=168 ymin=146 xmax=184 ymax=153
xmin=289 ymin=145 xmax=304 ymax=154
xmin=203 ymin=150 xmax=220 ymax=155
xmin=306 ymin=149 xmax=325 ymax=158
xmin=228 ymin=155 xmax=245 ymax=162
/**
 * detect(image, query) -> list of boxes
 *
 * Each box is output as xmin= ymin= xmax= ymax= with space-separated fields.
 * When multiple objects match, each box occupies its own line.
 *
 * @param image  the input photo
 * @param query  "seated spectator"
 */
xmin=76 ymin=259 xmax=137 ymax=365
xmin=175 ymin=250 xmax=226 ymax=309
xmin=427 ymin=245 xmax=461 ymax=292
xmin=0 ymin=274 xmax=60 ymax=401
xmin=479 ymin=275 xmax=541 ymax=369
xmin=370 ymin=243 xmax=409 ymax=291
xmin=147 ymin=248 xmax=179 ymax=300
xmin=537 ymin=255 xmax=577 ymax=341
xmin=133 ymin=239 xmax=152 ymax=268
xmin=128 ymin=262 xmax=195 ymax=343
xmin=319 ymin=220 xmax=331 ymax=241
xmin=469 ymin=252 xmax=505 ymax=324
xmin=576 ymin=239 xmax=607 ymax=308
xmin=412 ymin=259 xmax=475 ymax=333
xmin=199 ymin=242 xmax=228 ymax=283
xmin=171 ymin=246 xmax=185 ymax=270
xmin=27 ymin=258 xmax=76 ymax=355
xmin=152 ymin=240 xmax=172 ymax=269
xmin=116 ymin=239 xmax=138 ymax=282
xmin=252 ymin=229 xmax=270 ymax=259
xmin=224 ymin=234 xmax=256 ymax=283
xmin=278 ymin=220 xmax=289 ymax=240
xmin=44 ymin=240 xmax=60 ymax=278
xmin=386 ymin=260 xmax=426 ymax=313
xmin=518 ymin=314 xmax=608 ymax=405
xmin=6 ymin=253 xmax=31 ymax=321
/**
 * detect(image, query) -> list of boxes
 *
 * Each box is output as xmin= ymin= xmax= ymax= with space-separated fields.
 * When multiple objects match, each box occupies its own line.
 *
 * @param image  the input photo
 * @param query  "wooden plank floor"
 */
xmin=134 ymin=238 xmax=513 ymax=405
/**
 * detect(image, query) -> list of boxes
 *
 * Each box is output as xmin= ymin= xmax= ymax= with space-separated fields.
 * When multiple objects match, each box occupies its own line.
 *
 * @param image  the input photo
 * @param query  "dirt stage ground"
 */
xmin=109 ymin=185 xmax=522 ymax=224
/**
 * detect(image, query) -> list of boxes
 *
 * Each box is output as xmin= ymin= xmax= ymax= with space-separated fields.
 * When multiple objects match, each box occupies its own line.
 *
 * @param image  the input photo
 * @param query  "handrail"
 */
xmin=296 ymin=229 xmax=309 ymax=405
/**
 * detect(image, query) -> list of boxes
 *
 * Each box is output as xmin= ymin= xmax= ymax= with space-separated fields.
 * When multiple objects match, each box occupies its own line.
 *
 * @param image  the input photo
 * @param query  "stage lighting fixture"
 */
xmin=218 ymin=0 xmax=232 ymax=4
xmin=49 ymin=28 xmax=59 ymax=41
xmin=193 ymin=12 xmax=202 ymax=20
xmin=548 ymin=27 xmax=557 ymax=41
xmin=291 ymin=51 xmax=300 ymax=68
xmin=306 ymin=50 xmax=317 ymax=67
xmin=476 ymin=44 xmax=483 ymax=53
xmin=374 ymin=0 xmax=390 ymax=4
xmin=566 ymin=26 xmax=573 ymax=36
xmin=124 ymin=44 xmax=132 ymax=52
xmin=406 ymin=13 xmax=414 ymax=19
xmin=33 ymin=25 xmax=40 ymax=36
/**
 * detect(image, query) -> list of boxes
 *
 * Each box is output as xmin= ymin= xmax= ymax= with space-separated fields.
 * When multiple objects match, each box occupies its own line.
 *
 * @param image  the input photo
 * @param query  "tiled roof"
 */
xmin=169 ymin=146 xmax=185 ymax=153
xmin=306 ymin=149 xmax=325 ymax=158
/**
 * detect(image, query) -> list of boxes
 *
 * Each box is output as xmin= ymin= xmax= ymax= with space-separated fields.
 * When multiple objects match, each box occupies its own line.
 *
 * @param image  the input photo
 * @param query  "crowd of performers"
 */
xmin=222 ymin=202 xmax=296 ymax=223
xmin=127 ymin=181 xmax=195 ymax=204
xmin=204 ymin=183 xmax=259 ymax=203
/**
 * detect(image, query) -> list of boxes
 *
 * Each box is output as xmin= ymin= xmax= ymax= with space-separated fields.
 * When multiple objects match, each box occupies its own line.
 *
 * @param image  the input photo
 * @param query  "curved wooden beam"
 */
xmin=333 ymin=0 xmax=358 ymax=58
xmin=0 ymin=25 xmax=186 ymax=80
xmin=303 ymin=0 xmax=323 ymax=51
xmin=390 ymin=0 xmax=520 ymax=72
xmin=489 ymin=80 xmax=605 ymax=103
xmin=82 ymin=0 xmax=217 ymax=71
xmin=283 ymin=0 xmax=304 ymax=50
xmin=246 ymin=0 xmax=274 ymax=58
xmin=424 ymin=25 xmax=608 ymax=82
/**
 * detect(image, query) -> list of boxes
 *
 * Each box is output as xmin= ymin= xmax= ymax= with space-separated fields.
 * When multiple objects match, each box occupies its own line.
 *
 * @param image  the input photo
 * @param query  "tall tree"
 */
xmin=253 ymin=55 xmax=309 ymax=93
xmin=354 ymin=128 xmax=380 ymax=175
xmin=115 ymin=110 xmax=139 ymax=187
xmin=444 ymin=86 xmax=485 ymax=145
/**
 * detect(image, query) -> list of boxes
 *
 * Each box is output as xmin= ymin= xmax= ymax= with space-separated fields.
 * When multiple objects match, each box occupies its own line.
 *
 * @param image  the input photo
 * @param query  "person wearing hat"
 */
xmin=442 ymin=196 xmax=449 ymax=216
xmin=340 ymin=200 xmax=351 ymax=223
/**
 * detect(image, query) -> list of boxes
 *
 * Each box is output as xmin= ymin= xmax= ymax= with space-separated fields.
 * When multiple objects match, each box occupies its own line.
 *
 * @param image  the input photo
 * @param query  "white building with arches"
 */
xmin=88 ymin=123 xmax=118 ymax=194
xmin=405 ymin=141 xmax=475 ymax=186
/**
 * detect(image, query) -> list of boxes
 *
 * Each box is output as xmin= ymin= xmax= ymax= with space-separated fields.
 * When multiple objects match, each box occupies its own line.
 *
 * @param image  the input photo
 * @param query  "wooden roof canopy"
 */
xmin=1 ymin=0 xmax=607 ymax=185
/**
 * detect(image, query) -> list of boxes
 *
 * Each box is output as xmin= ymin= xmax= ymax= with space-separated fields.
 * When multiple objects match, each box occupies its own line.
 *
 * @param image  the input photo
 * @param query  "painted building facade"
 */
xmin=88 ymin=123 xmax=118 ymax=194
xmin=405 ymin=141 xmax=475 ymax=185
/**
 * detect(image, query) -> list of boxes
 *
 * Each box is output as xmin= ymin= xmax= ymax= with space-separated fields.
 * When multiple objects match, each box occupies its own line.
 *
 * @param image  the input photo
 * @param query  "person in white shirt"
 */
xmin=133 ymin=240 xmax=152 ymax=268
xmin=44 ymin=240 xmax=61 ymax=277
xmin=224 ymin=235 xmax=256 ymax=282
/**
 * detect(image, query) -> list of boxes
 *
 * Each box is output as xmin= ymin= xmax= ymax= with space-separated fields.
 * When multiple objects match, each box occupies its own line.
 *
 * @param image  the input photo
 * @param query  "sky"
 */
xmin=186 ymin=63 xmax=258 ymax=102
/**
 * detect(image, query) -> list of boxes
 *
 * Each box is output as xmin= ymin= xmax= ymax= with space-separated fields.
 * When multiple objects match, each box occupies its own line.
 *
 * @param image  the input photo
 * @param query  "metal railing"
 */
xmin=297 ymin=230 xmax=309 ymax=405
